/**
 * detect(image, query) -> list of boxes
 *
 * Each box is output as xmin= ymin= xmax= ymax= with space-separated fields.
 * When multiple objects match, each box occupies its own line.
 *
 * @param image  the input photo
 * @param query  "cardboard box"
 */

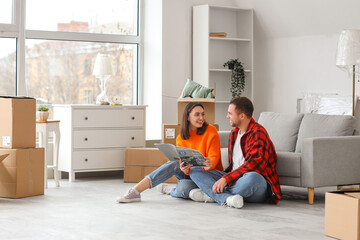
xmin=177 ymin=98 xmax=215 ymax=124
xmin=0 ymin=96 xmax=36 ymax=148
xmin=124 ymin=148 xmax=178 ymax=183
xmin=163 ymin=124 xmax=181 ymax=145
xmin=163 ymin=123 xmax=219 ymax=145
xmin=0 ymin=148 xmax=44 ymax=198
xmin=325 ymin=190 xmax=360 ymax=240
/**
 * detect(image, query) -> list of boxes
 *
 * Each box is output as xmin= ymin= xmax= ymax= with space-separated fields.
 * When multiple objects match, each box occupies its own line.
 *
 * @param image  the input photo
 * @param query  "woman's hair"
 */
xmin=180 ymin=102 xmax=209 ymax=140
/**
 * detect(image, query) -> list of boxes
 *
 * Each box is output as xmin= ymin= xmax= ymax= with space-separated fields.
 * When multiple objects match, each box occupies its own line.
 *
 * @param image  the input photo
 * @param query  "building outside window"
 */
xmin=0 ymin=0 xmax=141 ymax=105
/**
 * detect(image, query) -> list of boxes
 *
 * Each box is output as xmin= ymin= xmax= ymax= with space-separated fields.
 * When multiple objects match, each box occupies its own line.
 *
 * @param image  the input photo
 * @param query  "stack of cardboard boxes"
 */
xmin=124 ymin=98 xmax=216 ymax=183
xmin=0 ymin=97 xmax=44 ymax=198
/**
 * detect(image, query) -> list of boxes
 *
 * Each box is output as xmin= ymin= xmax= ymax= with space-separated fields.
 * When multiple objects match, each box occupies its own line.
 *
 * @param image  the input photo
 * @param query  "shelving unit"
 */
xmin=193 ymin=5 xmax=253 ymax=131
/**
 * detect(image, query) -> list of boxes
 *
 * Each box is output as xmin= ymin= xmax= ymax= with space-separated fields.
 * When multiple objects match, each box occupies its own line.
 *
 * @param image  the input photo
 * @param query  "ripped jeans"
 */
xmin=145 ymin=161 xmax=198 ymax=199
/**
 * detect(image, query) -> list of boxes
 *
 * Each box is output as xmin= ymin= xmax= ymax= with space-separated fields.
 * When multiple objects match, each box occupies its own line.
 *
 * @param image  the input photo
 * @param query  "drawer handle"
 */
xmin=85 ymin=158 xmax=88 ymax=162
xmin=131 ymin=116 xmax=135 ymax=120
xmin=85 ymin=117 xmax=88 ymax=120
xmin=131 ymin=137 xmax=135 ymax=140
xmin=84 ymin=138 xmax=88 ymax=141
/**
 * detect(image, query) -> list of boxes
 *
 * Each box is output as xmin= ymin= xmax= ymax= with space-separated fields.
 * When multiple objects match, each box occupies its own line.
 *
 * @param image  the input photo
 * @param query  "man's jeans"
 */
xmin=145 ymin=161 xmax=198 ymax=199
xmin=189 ymin=167 xmax=269 ymax=205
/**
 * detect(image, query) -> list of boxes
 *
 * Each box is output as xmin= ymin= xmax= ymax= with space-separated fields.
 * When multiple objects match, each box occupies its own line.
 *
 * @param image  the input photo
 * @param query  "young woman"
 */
xmin=117 ymin=102 xmax=223 ymax=203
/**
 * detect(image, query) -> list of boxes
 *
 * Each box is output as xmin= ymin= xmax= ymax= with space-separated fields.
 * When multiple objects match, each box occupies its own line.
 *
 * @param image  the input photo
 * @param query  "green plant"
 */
xmin=223 ymin=58 xmax=245 ymax=98
xmin=37 ymin=106 xmax=49 ymax=112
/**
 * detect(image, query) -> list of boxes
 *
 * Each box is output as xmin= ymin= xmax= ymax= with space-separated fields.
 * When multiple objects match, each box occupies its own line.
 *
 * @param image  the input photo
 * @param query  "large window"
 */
xmin=0 ymin=38 xmax=16 ymax=95
xmin=0 ymin=1 xmax=13 ymax=24
xmin=0 ymin=0 xmax=141 ymax=105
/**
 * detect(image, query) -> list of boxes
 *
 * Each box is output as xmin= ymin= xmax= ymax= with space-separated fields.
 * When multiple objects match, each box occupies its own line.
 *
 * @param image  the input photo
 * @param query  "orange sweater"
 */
xmin=176 ymin=124 xmax=223 ymax=171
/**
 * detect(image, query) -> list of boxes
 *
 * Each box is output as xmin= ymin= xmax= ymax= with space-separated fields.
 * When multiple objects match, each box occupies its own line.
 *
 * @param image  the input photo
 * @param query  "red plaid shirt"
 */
xmin=223 ymin=118 xmax=282 ymax=203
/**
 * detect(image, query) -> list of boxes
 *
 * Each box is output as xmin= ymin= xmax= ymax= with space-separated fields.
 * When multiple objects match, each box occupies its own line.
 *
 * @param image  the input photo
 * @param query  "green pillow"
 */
xmin=180 ymin=78 xmax=214 ymax=98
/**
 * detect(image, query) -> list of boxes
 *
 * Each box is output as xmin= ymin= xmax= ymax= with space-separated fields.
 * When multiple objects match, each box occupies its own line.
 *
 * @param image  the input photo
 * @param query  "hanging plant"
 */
xmin=223 ymin=59 xmax=245 ymax=98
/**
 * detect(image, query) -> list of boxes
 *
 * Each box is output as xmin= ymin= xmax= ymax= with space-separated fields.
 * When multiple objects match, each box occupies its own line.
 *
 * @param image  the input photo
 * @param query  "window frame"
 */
xmin=0 ymin=0 xmax=143 ymax=105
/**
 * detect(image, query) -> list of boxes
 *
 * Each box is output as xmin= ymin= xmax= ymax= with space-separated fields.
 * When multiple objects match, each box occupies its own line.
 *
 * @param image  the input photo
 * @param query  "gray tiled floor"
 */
xmin=0 ymin=177 xmax=335 ymax=240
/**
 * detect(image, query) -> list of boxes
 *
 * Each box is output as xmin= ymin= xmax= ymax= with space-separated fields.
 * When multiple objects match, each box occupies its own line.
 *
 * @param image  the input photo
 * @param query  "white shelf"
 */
xmin=210 ymin=37 xmax=251 ymax=42
xmin=209 ymin=68 xmax=251 ymax=73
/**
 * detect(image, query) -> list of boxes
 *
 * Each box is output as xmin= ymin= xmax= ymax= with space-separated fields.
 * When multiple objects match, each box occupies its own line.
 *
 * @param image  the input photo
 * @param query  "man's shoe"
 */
xmin=224 ymin=195 xmax=244 ymax=209
xmin=189 ymin=189 xmax=215 ymax=203
xmin=116 ymin=188 xmax=141 ymax=203
xmin=156 ymin=183 xmax=176 ymax=195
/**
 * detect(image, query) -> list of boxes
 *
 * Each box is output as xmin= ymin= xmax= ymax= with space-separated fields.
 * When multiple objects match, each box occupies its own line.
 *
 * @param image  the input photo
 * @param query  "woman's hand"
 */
xmin=203 ymin=157 xmax=212 ymax=168
xmin=180 ymin=161 xmax=191 ymax=175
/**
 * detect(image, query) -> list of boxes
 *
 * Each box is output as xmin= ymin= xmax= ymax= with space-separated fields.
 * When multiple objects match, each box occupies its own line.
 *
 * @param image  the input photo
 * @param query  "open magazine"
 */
xmin=154 ymin=143 xmax=206 ymax=167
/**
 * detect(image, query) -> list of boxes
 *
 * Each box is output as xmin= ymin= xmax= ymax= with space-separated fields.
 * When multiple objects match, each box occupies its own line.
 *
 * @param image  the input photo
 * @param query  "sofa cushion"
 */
xmin=276 ymin=152 xmax=301 ymax=177
xmin=258 ymin=112 xmax=304 ymax=152
xmin=295 ymin=113 xmax=356 ymax=153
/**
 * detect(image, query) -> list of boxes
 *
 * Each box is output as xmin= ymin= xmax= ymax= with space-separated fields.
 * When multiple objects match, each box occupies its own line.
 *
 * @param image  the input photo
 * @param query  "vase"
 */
xmin=37 ymin=111 xmax=49 ymax=121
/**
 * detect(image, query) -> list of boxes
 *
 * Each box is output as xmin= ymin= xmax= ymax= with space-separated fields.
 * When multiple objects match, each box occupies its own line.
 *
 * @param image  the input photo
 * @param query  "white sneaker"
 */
xmin=189 ymin=189 xmax=215 ymax=203
xmin=116 ymin=188 xmax=141 ymax=203
xmin=224 ymin=195 xmax=244 ymax=209
xmin=156 ymin=183 xmax=176 ymax=195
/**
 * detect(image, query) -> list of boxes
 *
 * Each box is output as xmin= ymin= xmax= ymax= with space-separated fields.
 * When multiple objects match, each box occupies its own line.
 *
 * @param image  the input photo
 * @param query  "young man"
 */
xmin=189 ymin=97 xmax=281 ymax=209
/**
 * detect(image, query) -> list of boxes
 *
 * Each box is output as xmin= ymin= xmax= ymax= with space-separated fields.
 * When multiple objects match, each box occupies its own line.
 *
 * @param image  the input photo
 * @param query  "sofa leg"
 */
xmin=308 ymin=188 xmax=314 ymax=205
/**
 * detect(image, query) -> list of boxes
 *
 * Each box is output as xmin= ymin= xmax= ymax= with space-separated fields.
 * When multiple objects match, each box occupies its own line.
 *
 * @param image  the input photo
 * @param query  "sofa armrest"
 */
xmin=301 ymin=136 xmax=360 ymax=187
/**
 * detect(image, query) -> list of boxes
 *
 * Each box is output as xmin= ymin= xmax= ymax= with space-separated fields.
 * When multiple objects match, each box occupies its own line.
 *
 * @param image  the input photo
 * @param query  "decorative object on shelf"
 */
xmin=111 ymin=95 xmax=123 ymax=106
xmin=210 ymin=32 xmax=227 ymax=38
xmin=223 ymin=58 xmax=245 ymax=98
xmin=180 ymin=78 xmax=215 ymax=98
xmin=93 ymin=53 xmax=113 ymax=105
xmin=336 ymin=29 xmax=360 ymax=116
xmin=36 ymin=106 xmax=49 ymax=121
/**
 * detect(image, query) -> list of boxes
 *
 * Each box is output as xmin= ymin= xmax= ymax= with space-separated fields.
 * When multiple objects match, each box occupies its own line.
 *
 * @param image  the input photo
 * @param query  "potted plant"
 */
xmin=37 ymin=106 xmax=50 ymax=121
xmin=223 ymin=59 xmax=246 ymax=98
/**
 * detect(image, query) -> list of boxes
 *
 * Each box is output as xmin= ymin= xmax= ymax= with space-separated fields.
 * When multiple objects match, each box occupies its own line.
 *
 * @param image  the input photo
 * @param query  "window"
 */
xmin=26 ymin=40 xmax=137 ymax=104
xmin=0 ymin=0 xmax=13 ymax=24
xmin=0 ymin=0 xmax=141 ymax=104
xmin=26 ymin=0 xmax=138 ymax=35
xmin=0 ymin=38 xmax=16 ymax=96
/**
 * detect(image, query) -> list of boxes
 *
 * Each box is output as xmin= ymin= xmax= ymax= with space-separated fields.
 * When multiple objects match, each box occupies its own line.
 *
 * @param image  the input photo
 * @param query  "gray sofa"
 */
xmin=218 ymin=112 xmax=360 ymax=204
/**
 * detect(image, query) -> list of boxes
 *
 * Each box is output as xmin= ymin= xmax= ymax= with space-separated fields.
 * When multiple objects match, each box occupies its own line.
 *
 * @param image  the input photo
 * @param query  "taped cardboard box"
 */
xmin=177 ymin=98 xmax=215 ymax=124
xmin=0 ymin=148 xmax=44 ymax=198
xmin=124 ymin=148 xmax=178 ymax=183
xmin=163 ymin=124 xmax=219 ymax=145
xmin=325 ymin=190 xmax=360 ymax=240
xmin=0 ymin=96 xmax=36 ymax=148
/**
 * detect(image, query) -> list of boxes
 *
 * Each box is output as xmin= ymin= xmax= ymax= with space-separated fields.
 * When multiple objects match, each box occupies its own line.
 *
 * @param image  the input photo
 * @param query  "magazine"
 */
xmin=154 ymin=143 xmax=206 ymax=167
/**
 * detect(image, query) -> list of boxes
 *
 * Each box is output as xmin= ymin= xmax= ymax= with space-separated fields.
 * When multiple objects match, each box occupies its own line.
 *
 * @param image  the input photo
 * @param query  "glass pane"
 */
xmin=0 ymin=1 xmax=13 ymax=24
xmin=26 ymin=0 xmax=138 ymax=35
xmin=25 ymin=40 xmax=137 ymax=104
xmin=0 ymin=38 xmax=16 ymax=96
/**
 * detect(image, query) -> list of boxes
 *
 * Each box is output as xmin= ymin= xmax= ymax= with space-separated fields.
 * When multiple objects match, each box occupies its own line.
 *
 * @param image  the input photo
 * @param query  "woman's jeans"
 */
xmin=145 ymin=161 xmax=198 ymax=199
xmin=189 ymin=167 xmax=269 ymax=205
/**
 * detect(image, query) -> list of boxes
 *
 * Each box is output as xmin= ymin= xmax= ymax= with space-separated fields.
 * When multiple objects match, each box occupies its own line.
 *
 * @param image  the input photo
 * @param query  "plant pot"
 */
xmin=37 ymin=111 xmax=49 ymax=121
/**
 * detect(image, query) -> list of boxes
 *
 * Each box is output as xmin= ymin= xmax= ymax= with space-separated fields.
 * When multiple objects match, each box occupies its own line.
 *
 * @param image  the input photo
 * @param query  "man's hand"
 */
xmin=212 ymin=177 xmax=228 ymax=193
xmin=180 ymin=161 xmax=191 ymax=175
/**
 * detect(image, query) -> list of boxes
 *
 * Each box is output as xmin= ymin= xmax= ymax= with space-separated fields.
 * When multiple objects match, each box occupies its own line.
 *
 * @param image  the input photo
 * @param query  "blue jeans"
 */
xmin=189 ymin=167 xmax=269 ymax=205
xmin=145 ymin=161 xmax=198 ymax=199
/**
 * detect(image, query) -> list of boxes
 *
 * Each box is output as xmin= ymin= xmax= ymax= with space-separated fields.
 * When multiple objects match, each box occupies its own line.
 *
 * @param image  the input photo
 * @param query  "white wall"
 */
xmin=143 ymin=0 xmax=162 ymax=140
xmin=161 ymin=0 xmax=239 ymax=125
xmin=144 ymin=0 xmax=360 ymax=139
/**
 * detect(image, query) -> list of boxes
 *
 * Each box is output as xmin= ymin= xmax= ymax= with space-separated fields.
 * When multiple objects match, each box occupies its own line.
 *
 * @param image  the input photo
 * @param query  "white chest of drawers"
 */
xmin=53 ymin=104 xmax=146 ymax=181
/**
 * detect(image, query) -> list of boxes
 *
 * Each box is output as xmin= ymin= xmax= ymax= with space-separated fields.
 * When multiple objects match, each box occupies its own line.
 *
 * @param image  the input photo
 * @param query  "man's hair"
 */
xmin=230 ymin=97 xmax=254 ymax=118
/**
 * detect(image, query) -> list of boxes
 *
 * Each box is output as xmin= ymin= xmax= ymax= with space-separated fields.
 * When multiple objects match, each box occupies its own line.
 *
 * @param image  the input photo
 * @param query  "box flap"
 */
xmin=0 ymin=96 xmax=35 ymax=99
xmin=344 ymin=192 xmax=360 ymax=199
